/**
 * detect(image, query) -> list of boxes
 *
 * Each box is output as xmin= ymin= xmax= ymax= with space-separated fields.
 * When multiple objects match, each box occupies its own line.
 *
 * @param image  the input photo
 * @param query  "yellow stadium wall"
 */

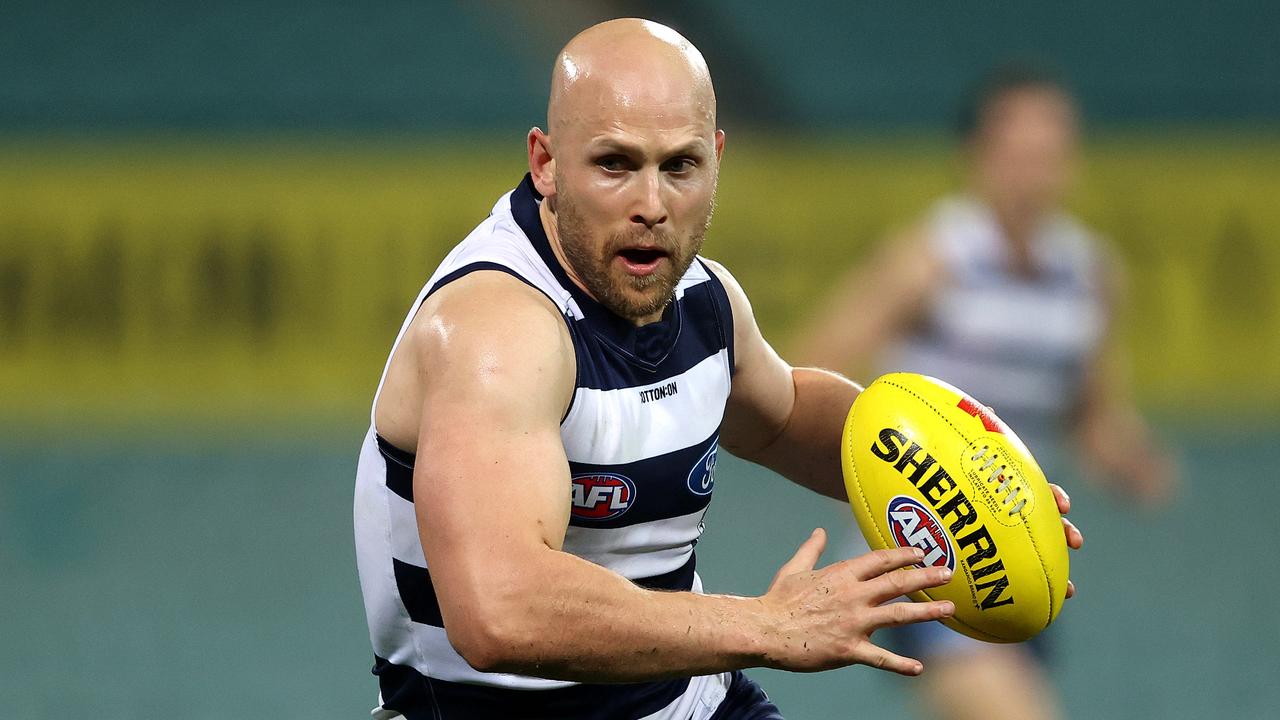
xmin=2 ymin=134 xmax=1277 ymax=429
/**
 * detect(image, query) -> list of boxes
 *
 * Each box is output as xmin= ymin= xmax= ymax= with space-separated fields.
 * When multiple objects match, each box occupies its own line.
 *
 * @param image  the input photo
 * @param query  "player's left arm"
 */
xmin=708 ymin=259 xmax=862 ymax=501
xmin=708 ymin=259 xmax=1084 ymax=574
xmin=1074 ymin=250 xmax=1178 ymax=506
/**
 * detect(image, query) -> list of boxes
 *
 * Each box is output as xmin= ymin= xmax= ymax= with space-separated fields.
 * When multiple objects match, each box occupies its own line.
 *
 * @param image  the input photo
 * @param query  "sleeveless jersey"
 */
xmin=883 ymin=195 xmax=1106 ymax=457
xmin=353 ymin=175 xmax=738 ymax=719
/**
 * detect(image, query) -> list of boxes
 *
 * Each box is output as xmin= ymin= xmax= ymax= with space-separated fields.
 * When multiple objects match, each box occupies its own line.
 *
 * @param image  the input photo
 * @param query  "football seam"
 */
xmin=880 ymin=378 xmax=1054 ymax=635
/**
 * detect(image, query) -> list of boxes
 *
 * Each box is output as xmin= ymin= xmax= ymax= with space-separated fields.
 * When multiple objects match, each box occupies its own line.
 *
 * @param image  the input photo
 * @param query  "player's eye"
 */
xmin=596 ymin=155 xmax=630 ymax=172
xmin=662 ymin=157 xmax=696 ymax=174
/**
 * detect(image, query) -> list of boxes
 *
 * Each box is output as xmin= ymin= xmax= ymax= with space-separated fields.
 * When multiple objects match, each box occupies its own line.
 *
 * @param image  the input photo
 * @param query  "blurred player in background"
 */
xmin=797 ymin=65 xmax=1177 ymax=720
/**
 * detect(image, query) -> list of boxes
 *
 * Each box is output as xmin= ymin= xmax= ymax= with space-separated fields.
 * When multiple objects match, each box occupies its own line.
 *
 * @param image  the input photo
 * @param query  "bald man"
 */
xmin=354 ymin=20 xmax=1081 ymax=719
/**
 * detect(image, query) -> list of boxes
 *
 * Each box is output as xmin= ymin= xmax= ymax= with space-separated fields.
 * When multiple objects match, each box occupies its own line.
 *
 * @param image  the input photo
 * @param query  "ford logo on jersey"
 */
xmin=571 ymin=473 xmax=636 ymax=520
xmin=686 ymin=441 xmax=718 ymax=497
xmin=886 ymin=495 xmax=956 ymax=571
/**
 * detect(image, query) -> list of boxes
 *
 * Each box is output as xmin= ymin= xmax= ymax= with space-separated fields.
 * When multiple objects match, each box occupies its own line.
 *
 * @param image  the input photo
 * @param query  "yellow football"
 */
xmin=841 ymin=372 xmax=1069 ymax=643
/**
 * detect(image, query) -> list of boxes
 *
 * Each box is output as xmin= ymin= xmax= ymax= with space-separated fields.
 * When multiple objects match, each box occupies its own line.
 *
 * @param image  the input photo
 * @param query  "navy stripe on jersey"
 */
xmin=392 ymin=553 xmax=698 ymax=629
xmin=393 ymin=558 xmax=446 ymax=626
xmin=571 ymin=281 xmax=729 ymax=392
xmin=378 ymin=432 xmax=719 ymax=528
xmin=425 ymin=261 xmax=530 ymax=298
xmin=698 ymin=258 xmax=736 ymax=376
xmin=567 ymin=433 xmax=719 ymax=529
xmin=377 ymin=435 xmax=415 ymax=503
xmin=374 ymin=656 xmax=691 ymax=720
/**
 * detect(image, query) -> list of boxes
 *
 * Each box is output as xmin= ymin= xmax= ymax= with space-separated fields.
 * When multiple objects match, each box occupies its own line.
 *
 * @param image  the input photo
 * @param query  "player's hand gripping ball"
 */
xmin=841 ymin=373 xmax=1070 ymax=642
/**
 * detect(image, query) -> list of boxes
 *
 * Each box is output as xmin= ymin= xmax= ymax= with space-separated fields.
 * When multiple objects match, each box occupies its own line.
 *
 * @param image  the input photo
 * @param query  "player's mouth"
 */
xmin=615 ymin=246 xmax=670 ymax=276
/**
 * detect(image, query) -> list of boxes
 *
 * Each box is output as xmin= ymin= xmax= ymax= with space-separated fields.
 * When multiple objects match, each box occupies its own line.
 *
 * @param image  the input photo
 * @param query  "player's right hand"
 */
xmin=757 ymin=528 xmax=954 ymax=676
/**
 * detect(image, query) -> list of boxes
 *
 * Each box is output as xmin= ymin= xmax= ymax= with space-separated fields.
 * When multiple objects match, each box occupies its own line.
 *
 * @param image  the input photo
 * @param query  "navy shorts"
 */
xmin=707 ymin=671 xmax=784 ymax=719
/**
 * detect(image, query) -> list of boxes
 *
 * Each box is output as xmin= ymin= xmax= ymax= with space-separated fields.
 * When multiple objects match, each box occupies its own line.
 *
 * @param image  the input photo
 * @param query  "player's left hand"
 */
xmin=1051 ymin=483 xmax=1083 ymax=599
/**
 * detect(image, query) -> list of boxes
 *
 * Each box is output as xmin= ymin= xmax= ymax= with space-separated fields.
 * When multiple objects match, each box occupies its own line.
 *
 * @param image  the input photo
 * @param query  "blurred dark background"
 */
xmin=2 ymin=2 xmax=1277 ymax=718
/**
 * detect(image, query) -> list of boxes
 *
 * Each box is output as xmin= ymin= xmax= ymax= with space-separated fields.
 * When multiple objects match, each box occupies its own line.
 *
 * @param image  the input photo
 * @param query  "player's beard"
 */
xmin=554 ymin=187 xmax=715 ymax=323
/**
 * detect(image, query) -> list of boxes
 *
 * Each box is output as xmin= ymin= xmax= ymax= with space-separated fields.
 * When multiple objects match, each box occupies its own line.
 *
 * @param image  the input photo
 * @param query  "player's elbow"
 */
xmin=447 ymin=620 xmax=512 ymax=674
xmin=444 ymin=595 xmax=543 ymax=674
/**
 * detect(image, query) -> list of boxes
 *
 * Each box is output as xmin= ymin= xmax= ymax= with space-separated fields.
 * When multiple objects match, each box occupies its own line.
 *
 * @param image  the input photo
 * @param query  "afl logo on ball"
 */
xmin=571 ymin=473 xmax=636 ymax=521
xmin=886 ymin=495 xmax=956 ymax=571
xmin=686 ymin=441 xmax=718 ymax=497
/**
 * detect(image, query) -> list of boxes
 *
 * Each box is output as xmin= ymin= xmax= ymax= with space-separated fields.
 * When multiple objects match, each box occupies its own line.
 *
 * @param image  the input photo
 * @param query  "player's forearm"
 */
xmin=449 ymin=548 xmax=776 ymax=682
xmin=741 ymin=367 xmax=860 ymax=501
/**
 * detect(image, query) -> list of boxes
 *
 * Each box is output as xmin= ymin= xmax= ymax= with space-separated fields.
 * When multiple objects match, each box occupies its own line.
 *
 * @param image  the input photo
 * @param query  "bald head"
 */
xmin=548 ymin=19 xmax=717 ymax=136
xmin=527 ymin=20 xmax=725 ymax=325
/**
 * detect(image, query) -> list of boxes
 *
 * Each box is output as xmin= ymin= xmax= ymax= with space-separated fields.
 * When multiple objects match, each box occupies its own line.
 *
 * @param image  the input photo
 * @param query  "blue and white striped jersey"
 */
xmin=354 ymin=175 xmax=738 ymax=719
xmin=883 ymin=195 xmax=1106 ymax=457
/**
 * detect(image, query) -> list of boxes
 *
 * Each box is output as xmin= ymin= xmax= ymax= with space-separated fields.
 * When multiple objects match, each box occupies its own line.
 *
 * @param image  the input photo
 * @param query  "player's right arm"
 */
xmin=792 ymin=225 xmax=943 ymax=377
xmin=400 ymin=272 xmax=954 ymax=682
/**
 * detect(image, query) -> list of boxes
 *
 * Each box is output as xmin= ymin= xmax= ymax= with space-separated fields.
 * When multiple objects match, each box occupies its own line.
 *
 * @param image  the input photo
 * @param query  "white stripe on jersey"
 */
xmin=372 ymin=671 xmax=733 ymax=720
xmin=384 ymin=488 xmax=425 ymax=567
xmin=640 ymin=670 xmax=732 ymax=720
xmin=890 ymin=343 xmax=1071 ymax=414
xmin=354 ymin=428 xmax=416 ymax=663
xmin=563 ymin=508 xmax=704 ymax=579
xmin=562 ymin=349 xmax=731 ymax=465
xmin=929 ymin=283 xmax=1103 ymax=356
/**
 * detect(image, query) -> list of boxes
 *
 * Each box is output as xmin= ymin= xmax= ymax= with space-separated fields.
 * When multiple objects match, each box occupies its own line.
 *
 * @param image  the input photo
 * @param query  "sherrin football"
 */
xmin=841 ymin=373 xmax=1069 ymax=643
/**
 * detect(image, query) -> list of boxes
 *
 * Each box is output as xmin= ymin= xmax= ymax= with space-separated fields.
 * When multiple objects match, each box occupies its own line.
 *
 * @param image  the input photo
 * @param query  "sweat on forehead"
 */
xmin=547 ymin=19 xmax=717 ymax=135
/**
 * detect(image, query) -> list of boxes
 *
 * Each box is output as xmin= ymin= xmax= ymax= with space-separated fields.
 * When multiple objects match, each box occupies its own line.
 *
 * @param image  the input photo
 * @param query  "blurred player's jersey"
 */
xmin=883 ymin=195 xmax=1106 ymax=457
xmin=353 ymin=175 xmax=737 ymax=719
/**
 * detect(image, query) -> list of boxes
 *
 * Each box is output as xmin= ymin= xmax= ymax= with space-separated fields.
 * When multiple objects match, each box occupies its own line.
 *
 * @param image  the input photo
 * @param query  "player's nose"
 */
xmin=629 ymin=168 xmax=668 ymax=229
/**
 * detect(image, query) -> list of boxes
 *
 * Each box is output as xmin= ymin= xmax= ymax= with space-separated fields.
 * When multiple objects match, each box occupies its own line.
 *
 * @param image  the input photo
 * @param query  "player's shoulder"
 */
xmin=922 ymin=195 xmax=998 ymax=263
xmin=925 ymin=194 xmax=988 ymax=236
xmin=696 ymin=256 xmax=752 ymax=314
xmin=696 ymin=256 xmax=732 ymax=286
xmin=1047 ymin=209 xmax=1102 ymax=252
xmin=445 ymin=203 xmax=556 ymax=282
xmin=408 ymin=270 xmax=572 ymax=368
xmin=1042 ymin=209 xmax=1118 ymax=286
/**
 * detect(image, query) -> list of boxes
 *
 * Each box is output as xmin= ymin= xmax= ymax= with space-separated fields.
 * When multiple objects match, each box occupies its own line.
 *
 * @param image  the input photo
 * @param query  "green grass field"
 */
xmin=2 ymin=421 xmax=1275 ymax=718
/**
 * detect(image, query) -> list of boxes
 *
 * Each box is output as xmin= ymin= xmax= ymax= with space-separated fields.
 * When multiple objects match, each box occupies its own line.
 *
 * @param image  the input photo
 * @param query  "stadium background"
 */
xmin=2 ymin=2 xmax=1277 ymax=717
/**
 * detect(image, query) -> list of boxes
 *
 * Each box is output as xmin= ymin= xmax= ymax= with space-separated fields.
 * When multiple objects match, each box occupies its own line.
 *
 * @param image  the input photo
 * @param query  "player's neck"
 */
xmin=540 ymin=199 xmax=595 ymax=297
xmin=981 ymin=195 xmax=1046 ymax=277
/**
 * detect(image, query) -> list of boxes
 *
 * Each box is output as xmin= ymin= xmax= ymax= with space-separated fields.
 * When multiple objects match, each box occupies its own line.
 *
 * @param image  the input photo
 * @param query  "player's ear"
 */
xmin=714 ymin=129 xmax=726 ymax=164
xmin=528 ymin=127 xmax=556 ymax=198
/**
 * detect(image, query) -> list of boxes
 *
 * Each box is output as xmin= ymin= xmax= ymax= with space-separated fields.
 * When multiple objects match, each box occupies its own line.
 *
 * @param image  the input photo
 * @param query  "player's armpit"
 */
xmin=705 ymin=259 xmax=857 ymax=500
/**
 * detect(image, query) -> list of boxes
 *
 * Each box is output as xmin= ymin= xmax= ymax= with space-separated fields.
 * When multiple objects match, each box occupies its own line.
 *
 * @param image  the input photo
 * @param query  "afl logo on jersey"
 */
xmin=886 ymin=495 xmax=955 ymax=571
xmin=687 ymin=441 xmax=718 ymax=497
xmin=571 ymin=473 xmax=636 ymax=521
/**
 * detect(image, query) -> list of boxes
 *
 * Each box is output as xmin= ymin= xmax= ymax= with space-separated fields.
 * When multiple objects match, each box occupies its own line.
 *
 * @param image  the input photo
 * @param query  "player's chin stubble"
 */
xmin=554 ymin=191 xmax=713 ymax=323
